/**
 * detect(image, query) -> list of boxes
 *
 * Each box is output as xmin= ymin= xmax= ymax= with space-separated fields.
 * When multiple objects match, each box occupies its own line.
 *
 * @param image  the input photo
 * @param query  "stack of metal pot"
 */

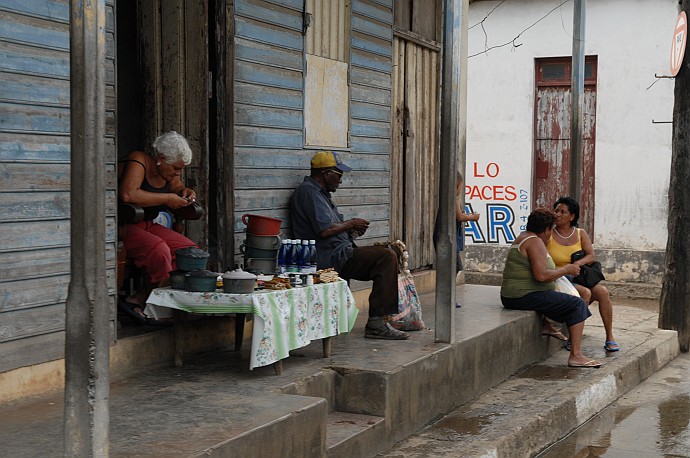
xmin=170 ymin=247 xmax=217 ymax=292
xmin=240 ymin=213 xmax=282 ymax=274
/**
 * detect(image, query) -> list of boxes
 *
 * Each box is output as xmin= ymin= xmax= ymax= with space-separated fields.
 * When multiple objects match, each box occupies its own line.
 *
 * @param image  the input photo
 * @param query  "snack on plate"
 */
xmin=316 ymin=268 xmax=340 ymax=283
xmin=263 ymin=277 xmax=291 ymax=290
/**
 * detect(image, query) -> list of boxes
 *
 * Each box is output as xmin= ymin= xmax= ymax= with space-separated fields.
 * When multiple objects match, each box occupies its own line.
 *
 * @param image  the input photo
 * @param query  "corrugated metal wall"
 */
xmin=232 ymin=0 xmax=393 ymax=261
xmin=0 ymin=1 xmax=117 ymax=372
xmin=305 ymin=0 xmax=350 ymax=61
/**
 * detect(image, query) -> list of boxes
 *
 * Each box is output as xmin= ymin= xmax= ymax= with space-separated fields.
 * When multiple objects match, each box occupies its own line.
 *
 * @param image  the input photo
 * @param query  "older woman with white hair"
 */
xmin=118 ymin=131 xmax=198 ymax=323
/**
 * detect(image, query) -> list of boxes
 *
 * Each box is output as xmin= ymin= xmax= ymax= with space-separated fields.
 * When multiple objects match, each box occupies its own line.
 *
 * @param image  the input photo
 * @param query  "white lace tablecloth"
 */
xmin=145 ymin=280 xmax=358 ymax=370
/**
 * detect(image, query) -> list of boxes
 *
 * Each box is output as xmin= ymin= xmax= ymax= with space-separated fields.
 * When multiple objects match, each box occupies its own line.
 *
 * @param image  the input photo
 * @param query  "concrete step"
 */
xmin=379 ymin=304 xmax=679 ymax=457
xmin=326 ymin=411 xmax=385 ymax=457
xmin=1 ymin=285 xmax=654 ymax=458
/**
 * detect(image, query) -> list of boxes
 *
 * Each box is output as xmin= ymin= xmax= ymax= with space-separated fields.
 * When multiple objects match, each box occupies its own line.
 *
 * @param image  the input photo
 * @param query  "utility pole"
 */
xmin=660 ymin=1 xmax=690 ymax=352
xmin=569 ymin=0 xmax=586 ymax=200
xmin=436 ymin=0 xmax=469 ymax=343
xmin=64 ymin=0 xmax=110 ymax=455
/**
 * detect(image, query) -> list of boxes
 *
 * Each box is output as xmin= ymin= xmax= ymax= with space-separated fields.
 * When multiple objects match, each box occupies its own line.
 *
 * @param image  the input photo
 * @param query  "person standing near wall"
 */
xmin=434 ymin=172 xmax=480 ymax=307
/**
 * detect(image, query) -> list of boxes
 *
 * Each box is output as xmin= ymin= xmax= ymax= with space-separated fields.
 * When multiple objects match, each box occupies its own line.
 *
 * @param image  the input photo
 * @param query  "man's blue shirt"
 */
xmin=289 ymin=176 xmax=354 ymax=272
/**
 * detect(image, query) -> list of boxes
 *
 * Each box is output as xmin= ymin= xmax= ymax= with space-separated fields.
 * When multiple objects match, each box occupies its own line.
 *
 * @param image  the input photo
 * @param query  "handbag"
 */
xmin=570 ymin=250 xmax=605 ymax=288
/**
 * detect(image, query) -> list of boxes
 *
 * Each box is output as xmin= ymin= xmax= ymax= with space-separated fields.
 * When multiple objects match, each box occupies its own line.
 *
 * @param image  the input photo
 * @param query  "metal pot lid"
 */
xmin=187 ymin=269 xmax=218 ymax=278
xmin=170 ymin=270 xmax=189 ymax=276
xmin=176 ymin=247 xmax=210 ymax=259
xmin=222 ymin=268 xmax=257 ymax=280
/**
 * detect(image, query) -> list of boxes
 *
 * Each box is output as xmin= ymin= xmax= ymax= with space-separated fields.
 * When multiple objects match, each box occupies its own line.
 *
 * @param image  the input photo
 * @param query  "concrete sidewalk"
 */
xmin=380 ymin=298 xmax=679 ymax=457
xmin=0 ymin=286 xmax=678 ymax=457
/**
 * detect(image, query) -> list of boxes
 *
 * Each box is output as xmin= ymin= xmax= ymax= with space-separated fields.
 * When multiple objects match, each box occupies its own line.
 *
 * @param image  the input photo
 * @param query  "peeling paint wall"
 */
xmin=464 ymin=0 xmax=676 ymax=286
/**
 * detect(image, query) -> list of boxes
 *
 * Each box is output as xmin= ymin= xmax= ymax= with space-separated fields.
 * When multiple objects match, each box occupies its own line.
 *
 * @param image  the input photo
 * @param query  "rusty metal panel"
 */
xmin=0 ymin=0 xmax=117 ymax=371
xmin=533 ymin=64 xmax=596 ymax=236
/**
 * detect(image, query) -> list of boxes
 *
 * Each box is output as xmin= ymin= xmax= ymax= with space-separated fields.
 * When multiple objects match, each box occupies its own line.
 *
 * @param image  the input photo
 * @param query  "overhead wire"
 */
xmin=468 ymin=0 xmax=571 ymax=58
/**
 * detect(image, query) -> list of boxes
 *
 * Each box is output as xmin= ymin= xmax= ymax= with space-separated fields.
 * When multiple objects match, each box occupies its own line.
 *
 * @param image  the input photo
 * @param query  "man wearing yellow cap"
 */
xmin=290 ymin=151 xmax=409 ymax=340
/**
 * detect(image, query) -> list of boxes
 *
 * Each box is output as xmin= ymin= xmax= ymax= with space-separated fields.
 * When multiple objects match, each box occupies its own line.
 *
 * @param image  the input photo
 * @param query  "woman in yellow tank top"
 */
xmin=547 ymin=197 xmax=619 ymax=352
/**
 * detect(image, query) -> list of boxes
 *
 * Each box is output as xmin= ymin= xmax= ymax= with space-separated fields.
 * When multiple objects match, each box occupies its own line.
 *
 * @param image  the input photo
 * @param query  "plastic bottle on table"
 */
xmin=309 ymin=240 xmax=317 ymax=273
xmin=278 ymin=238 xmax=289 ymax=274
xmin=287 ymin=239 xmax=299 ymax=273
xmin=299 ymin=239 xmax=311 ymax=273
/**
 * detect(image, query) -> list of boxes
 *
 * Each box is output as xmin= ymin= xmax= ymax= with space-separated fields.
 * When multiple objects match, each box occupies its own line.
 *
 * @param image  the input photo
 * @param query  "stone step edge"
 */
xmin=326 ymin=411 xmax=385 ymax=454
xmin=445 ymin=328 xmax=679 ymax=457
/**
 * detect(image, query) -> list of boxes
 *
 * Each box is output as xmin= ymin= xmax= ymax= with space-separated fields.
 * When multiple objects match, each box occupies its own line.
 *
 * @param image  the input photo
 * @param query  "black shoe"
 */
xmin=365 ymin=323 xmax=409 ymax=340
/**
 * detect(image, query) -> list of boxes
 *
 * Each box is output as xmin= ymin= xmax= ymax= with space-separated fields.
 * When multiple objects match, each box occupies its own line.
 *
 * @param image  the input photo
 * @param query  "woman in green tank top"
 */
xmin=500 ymin=208 xmax=601 ymax=368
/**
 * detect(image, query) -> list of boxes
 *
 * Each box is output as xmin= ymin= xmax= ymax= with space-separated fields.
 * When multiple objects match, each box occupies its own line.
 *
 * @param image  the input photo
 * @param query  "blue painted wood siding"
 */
xmin=232 ymin=0 xmax=393 ymax=260
xmin=0 ymin=0 xmax=117 ymax=372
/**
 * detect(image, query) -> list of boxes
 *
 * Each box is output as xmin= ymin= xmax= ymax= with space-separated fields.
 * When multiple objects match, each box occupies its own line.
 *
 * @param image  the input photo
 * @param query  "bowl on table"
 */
xmin=241 ymin=214 xmax=283 ymax=236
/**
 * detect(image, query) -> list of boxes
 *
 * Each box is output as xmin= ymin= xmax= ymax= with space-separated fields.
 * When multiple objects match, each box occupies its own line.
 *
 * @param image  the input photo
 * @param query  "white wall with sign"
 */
xmin=464 ymin=0 xmax=677 ymax=284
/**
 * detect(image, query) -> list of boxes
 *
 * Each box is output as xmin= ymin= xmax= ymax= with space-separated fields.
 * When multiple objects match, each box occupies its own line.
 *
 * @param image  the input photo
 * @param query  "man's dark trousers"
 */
xmin=340 ymin=246 xmax=398 ymax=317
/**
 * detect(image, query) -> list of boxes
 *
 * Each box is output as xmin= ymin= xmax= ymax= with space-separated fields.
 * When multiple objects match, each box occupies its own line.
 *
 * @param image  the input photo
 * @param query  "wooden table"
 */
xmin=145 ymin=280 xmax=358 ymax=374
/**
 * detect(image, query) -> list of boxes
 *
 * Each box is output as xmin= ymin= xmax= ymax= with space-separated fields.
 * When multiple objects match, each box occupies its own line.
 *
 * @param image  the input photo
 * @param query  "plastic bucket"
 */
xmin=242 ymin=214 xmax=283 ymax=236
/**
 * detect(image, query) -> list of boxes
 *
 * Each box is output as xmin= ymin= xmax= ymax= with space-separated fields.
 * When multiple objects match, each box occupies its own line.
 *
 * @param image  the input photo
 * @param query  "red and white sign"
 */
xmin=671 ymin=11 xmax=687 ymax=76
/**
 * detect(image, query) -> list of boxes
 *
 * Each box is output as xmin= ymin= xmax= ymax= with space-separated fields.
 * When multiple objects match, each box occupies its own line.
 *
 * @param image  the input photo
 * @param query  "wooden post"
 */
xmin=660 ymin=1 xmax=690 ymax=352
xmin=64 ymin=0 xmax=110 ymax=455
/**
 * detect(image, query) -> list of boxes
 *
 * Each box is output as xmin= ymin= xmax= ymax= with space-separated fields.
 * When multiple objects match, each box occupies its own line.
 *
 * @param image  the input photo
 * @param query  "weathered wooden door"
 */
xmin=391 ymin=0 xmax=441 ymax=270
xmin=137 ymin=0 xmax=210 ymax=248
xmin=533 ymin=57 xmax=597 ymax=236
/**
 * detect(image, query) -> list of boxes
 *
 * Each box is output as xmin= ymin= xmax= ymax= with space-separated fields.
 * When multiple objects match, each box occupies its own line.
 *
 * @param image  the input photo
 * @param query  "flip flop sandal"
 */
xmin=568 ymin=359 xmax=602 ymax=368
xmin=604 ymin=340 xmax=620 ymax=352
xmin=117 ymin=298 xmax=148 ymax=325
xmin=542 ymin=330 xmax=568 ymax=341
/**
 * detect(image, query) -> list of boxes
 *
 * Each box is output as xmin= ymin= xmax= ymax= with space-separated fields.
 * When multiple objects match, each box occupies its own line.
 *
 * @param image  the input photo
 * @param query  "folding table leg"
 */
xmin=273 ymin=360 xmax=283 ymax=375
xmin=173 ymin=309 xmax=186 ymax=367
xmin=234 ymin=313 xmax=245 ymax=351
xmin=322 ymin=337 xmax=332 ymax=358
